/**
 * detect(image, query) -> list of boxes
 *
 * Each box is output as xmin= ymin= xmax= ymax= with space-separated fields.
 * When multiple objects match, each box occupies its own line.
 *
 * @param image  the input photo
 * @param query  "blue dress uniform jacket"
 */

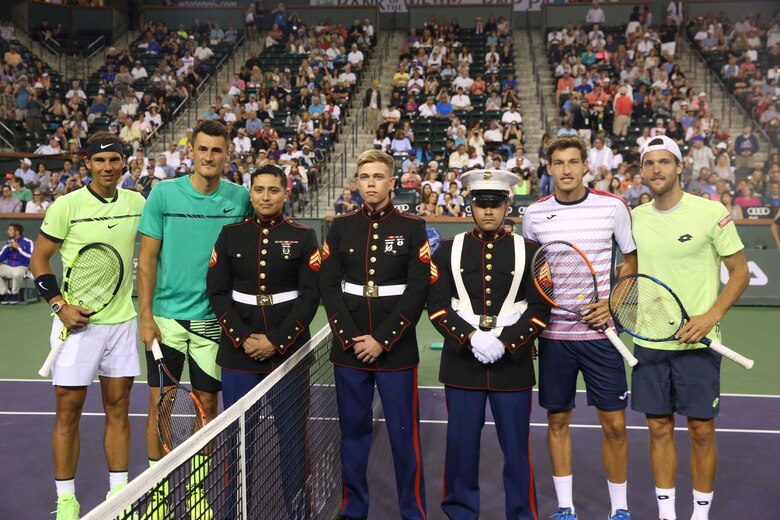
xmin=207 ymin=214 xmax=320 ymax=373
xmin=320 ymin=203 xmax=430 ymax=370
xmin=428 ymin=228 xmax=551 ymax=390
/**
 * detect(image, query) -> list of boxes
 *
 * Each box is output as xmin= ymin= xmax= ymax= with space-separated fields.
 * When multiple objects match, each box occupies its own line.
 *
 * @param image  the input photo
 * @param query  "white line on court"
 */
xmin=1 ymin=411 xmax=778 ymax=435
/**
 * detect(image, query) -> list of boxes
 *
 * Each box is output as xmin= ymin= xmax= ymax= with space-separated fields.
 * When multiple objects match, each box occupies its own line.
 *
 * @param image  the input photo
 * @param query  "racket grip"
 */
xmin=604 ymin=327 xmax=639 ymax=367
xmin=705 ymin=339 xmax=754 ymax=370
xmin=151 ymin=338 xmax=164 ymax=361
xmin=39 ymin=338 xmax=65 ymax=377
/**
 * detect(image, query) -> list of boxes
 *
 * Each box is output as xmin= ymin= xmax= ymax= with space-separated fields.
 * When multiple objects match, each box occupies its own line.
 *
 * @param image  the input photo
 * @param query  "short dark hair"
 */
xmin=9 ymin=223 xmax=23 ymax=235
xmin=545 ymin=135 xmax=588 ymax=162
xmin=191 ymin=120 xmax=230 ymax=148
xmin=250 ymin=164 xmax=287 ymax=186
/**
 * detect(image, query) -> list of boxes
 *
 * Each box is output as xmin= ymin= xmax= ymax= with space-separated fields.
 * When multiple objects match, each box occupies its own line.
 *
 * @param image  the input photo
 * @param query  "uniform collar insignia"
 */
xmin=472 ymin=226 xmax=505 ymax=242
xmin=254 ymin=212 xmax=284 ymax=228
xmin=362 ymin=201 xmax=393 ymax=220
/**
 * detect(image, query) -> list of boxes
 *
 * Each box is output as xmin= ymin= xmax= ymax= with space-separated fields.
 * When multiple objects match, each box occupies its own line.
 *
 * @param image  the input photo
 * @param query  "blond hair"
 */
xmin=356 ymin=149 xmax=394 ymax=175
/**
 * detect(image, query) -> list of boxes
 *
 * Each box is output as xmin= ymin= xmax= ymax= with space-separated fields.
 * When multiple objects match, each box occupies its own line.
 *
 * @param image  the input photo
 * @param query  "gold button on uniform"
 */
xmin=486 ymin=264 xmax=493 ymax=271
xmin=370 ymin=257 xmax=376 ymax=263
xmin=263 ymin=239 xmax=269 ymax=244
xmin=487 ymin=243 xmax=494 ymax=249
xmin=261 ymin=249 xmax=267 ymax=255
xmin=486 ymin=253 xmax=492 ymax=260
xmin=368 ymin=281 xmax=375 ymax=287
xmin=369 ymin=269 xmax=375 ymax=275
xmin=236 ymin=253 xmax=242 ymax=258
xmin=485 ymin=275 xmax=492 ymax=282
xmin=486 ymin=300 xmax=492 ymax=307
xmin=260 ymin=273 xmax=266 ymax=279
xmin=263 ymin=229 xmax=269 ymax=235
xmin=260 ymin=261 xmax=266 ymax=266
xmin=486 ymin=288 xmax=492 ymax=294
xmin=373 ymin=234 xmax=379 ymax=239
xmin=349 ymin=248 xmax=354 ymax=253
xmin=371 ymin=245 xmax=377 ymax=251
xmin=372 ymin=223 xmax=379 ymax=229
xmin=260 ymin=285 xmax=266 ymax=291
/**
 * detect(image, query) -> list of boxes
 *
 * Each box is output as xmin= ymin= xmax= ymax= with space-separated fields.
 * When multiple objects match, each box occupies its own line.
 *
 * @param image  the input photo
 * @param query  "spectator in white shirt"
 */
xmin=636 ymin=33 xmax=656 ymax=56
xmin=339 ymin=64 xmax=357 ymax=86
xmin=347 ymin=44 xmax=364 ymax=69
xmin=585 ymin=2 xmax=606 ymax=24
xmin=506 ymin=147 xmax=533 ymax=171
xmin=65 ymin=81 xmax=86 ymax=102
xmin=418 ymin=97 xmax=438 ymax=118
xmin=452 ymin=72 xmax=473 ymax=92
xmin=131 ymin=62 xmax=148 ymax=80
xmin=586 ymin=137 xmax=614 ymax=176
xmin=232 ymin=128 xmax=252 ymax=154
xmin=501 ymin=103 xmax=522 ymax=125
xmin=451 ymin=87 xmax=472 ymax=111
xmin=194 ymin=42 xmax=215 ymax=61
xmin=407 ymin=71 xmax=424 ymax=95
xmin=120 ymin=95 xmax=138 ymax=117
xmin=483 ymin=120 xmax=503 ymax=143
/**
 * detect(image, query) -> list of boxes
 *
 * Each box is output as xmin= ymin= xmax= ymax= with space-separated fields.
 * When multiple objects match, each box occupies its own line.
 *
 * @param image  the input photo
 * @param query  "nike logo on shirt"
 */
xmin=108 ymin=223 xmax=118 ymax=229
xmin=223 ymin=208 xmax=234 ymax=213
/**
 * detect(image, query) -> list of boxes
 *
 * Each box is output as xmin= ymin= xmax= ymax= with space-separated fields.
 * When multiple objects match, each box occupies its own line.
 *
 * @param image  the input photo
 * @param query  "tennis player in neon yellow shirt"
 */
xmin=632 ymin=135 xmax=749 ymax=520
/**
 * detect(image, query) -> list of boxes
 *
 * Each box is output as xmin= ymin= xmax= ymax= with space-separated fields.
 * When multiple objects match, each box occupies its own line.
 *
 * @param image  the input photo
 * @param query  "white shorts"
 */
xmin=661 ymin=41 xmax=676 ymax=57
xmin=50 ymin=317 xmax=141 ymax=386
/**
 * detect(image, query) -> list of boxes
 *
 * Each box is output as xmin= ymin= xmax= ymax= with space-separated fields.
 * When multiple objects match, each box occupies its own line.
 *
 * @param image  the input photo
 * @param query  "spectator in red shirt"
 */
xmin=613 ymin=86 xmax=633 ymax=136
xmin=556 ymin=71 xmax=576 ymax=106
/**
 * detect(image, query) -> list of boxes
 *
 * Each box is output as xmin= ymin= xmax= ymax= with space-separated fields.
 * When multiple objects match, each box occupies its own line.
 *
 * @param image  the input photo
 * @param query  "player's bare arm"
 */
xmin=676 ymin=250 xmax=749 ymax=345
xmin=137 ymin=234 xmax=162 ymax=350
xmin=30 ymin=234 xmax=90 ymax=331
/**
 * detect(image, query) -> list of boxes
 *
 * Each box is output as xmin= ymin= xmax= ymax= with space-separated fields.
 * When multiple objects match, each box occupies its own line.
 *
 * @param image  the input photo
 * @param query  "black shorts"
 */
xmin=631 ymin=345 xmax=721 ymax=419
xmin=146 ymin=340 xmax=221 ymax=394
xmin=538 ymin=337 xmax=629 ymax=412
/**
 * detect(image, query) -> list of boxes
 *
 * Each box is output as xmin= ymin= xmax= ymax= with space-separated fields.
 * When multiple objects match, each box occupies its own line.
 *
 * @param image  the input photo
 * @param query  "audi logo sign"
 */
xmin=746 ymin=206 xmax=772 ymax=218
xmin=393 ymin=203 xmax=411 ymax=212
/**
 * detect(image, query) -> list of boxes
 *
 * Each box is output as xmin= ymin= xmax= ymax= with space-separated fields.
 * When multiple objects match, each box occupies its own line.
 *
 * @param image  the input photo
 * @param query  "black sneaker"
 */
xmin=0 ymin=293 xmax=8 ymax=305
xmin=7 ymin=294 xmax=19 ymax=305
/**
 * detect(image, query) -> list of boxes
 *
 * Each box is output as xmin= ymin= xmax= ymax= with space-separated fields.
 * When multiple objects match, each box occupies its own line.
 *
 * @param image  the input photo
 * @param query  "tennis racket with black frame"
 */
xmin=151 ymin=338 xmax=206 ymax=453
xmin=38 ymin=242 xmax=123 ymax=377
xmin=531 ymin=240 xmax=639 ymax=367
xmin=609 ymin=274 xmax=754 ymax=369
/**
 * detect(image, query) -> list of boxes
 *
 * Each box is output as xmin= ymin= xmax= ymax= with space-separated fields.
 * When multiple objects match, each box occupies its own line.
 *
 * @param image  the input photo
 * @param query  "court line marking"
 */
xmin=1 ymin=411 xmax=778 ymax=435
xmin=2 ymin=380 xmax=778 ymax=399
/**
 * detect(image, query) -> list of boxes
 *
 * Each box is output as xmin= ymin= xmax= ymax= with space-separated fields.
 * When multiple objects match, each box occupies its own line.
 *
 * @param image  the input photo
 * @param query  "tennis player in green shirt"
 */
xmin=632 ymin=136 xmax=749 ymax=520
xmin=137 ymin=120 xmax=251 ymax=519
xmin=30 ymin=132 xmax=145 ymax=520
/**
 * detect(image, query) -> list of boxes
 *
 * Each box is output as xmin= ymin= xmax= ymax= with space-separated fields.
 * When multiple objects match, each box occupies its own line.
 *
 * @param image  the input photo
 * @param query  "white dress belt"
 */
xmin=231 ymin=290 xmax=299 ymax=306
xmin=343 ymin=282 xmax=407 ymax=297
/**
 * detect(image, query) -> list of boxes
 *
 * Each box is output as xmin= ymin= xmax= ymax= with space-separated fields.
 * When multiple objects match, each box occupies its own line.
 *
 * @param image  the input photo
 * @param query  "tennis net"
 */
xmin=82 ymin=326 xmax=342 ymax=520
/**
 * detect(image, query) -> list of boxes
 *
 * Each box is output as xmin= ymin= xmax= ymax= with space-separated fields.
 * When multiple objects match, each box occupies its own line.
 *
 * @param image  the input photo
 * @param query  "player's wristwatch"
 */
xmin=51 ymin=300 xmax=66 ymax=314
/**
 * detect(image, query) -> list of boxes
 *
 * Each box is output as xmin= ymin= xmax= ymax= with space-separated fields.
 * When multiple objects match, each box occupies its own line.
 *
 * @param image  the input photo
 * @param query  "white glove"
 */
xmin=470 ymin=330 xmax=499 ymax=364
xmin=484 ymin=333 xmax=506 ymax=362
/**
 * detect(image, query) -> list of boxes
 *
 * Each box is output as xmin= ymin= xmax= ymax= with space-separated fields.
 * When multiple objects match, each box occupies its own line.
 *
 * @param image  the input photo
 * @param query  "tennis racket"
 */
xmin=38 ymin=242 xmax=123 ymax=377
xmin=531 ymin=240 xmax=639 ymax=367
xmin=151 ymin=339 xmax=206 ymax=453
xmin=609 ymin=274 xmax=754 ymax=370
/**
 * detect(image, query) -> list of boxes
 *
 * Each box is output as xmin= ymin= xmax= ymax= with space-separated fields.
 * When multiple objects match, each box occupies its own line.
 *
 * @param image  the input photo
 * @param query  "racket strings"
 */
xmin=158 ymin=387 xmax=203 ymax=451
xmin=533 ymin=244 xmax=597 ymax=307
xmin=611 ymin=277 xmax=683 ymax=340
xmin=67 ymin=246 xmax=122 ymax=310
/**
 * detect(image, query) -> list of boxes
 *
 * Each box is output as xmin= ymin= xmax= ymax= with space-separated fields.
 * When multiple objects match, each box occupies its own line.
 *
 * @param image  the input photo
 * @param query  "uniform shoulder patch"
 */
xmin=418 ymin=240 xmax=431 ymax=264
xmin=429 ymin=259 xmax=439 ymax=284
xmin=320 ymin=240 xmax=331 ymax=261
xmin=308 ymin=249 xmax=321 ymax=271
xmin=209 ymin=247 xmax=217 ymax=268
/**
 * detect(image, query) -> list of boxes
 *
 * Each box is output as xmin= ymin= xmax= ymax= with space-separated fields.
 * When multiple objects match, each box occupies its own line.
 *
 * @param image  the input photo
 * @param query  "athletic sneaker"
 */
xmin=55 ymin=493 xmax=80 ymax=520
xmin=609 ymin=510 xmax=631 ymax=519
xmin=7 ymin=293 xmax=19 ymax=305
xmin=187 ymin=486 xmax=213 ymax=520
xmin=142 ymin=487 xmax=169 ymax=520
xmin=107 ymin=484 xmax=139 ymax=520
xmin=550 ymin=508 xmax=578 ymax=519
xmin=0 ymin=293 xmax=8 ymax=304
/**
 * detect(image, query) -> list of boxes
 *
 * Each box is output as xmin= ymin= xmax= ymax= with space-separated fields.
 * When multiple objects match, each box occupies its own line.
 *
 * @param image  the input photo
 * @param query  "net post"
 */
xmin=239 ymin=405 xmax=249 ymax=519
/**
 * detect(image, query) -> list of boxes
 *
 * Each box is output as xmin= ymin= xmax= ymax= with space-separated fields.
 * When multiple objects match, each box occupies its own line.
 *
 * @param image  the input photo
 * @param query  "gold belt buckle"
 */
xmin=363 ymin=285 xmax=378 ymax=298
xmin=257 ymin=294 xmax=273 ymax=306
xmin=479 ymin=315 xmax=497 ymax=328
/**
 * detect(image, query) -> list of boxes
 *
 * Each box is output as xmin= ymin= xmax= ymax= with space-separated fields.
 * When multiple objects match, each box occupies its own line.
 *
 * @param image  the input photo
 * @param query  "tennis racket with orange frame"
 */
xmin=531 ymin=240 xmax=638 ymax=367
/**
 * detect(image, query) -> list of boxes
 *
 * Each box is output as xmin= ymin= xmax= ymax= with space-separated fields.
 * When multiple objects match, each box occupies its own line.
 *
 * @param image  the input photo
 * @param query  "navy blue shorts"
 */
xmin=538 ymin=337 xmax=629 ymax=412
xmin=631 ymin=345 xmax=721 ymax=419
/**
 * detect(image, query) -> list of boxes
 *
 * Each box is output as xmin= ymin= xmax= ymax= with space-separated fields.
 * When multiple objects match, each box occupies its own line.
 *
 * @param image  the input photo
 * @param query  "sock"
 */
xmin=656 ymin=487 xmax=676 ymax=520
xmin=149 ymin=458 xmax=159 ymax=468
xmin=691 ymin=490 xmax=713 ymax=520
xmin=188 ymin=454 xmax=210 ymax=489
xmin=109 ymin=471 xmax=128 ymax=492
xmin=553 ymin=475 xmax=574 ymax=511
xmin=608 ymin=480 xmax=628 ymax=515
xmin=55 ymin=478 xmax=76 ymax=497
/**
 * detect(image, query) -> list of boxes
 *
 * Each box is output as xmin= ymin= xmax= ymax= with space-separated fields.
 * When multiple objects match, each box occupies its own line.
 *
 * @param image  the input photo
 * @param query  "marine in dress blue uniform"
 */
xmin=427 ymin=169 xmax=551 ymax=520
xmin=320 ymin=150 xmax=428 ymax=520
xmin=207 ymin=165 xmax=321 ymax=519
